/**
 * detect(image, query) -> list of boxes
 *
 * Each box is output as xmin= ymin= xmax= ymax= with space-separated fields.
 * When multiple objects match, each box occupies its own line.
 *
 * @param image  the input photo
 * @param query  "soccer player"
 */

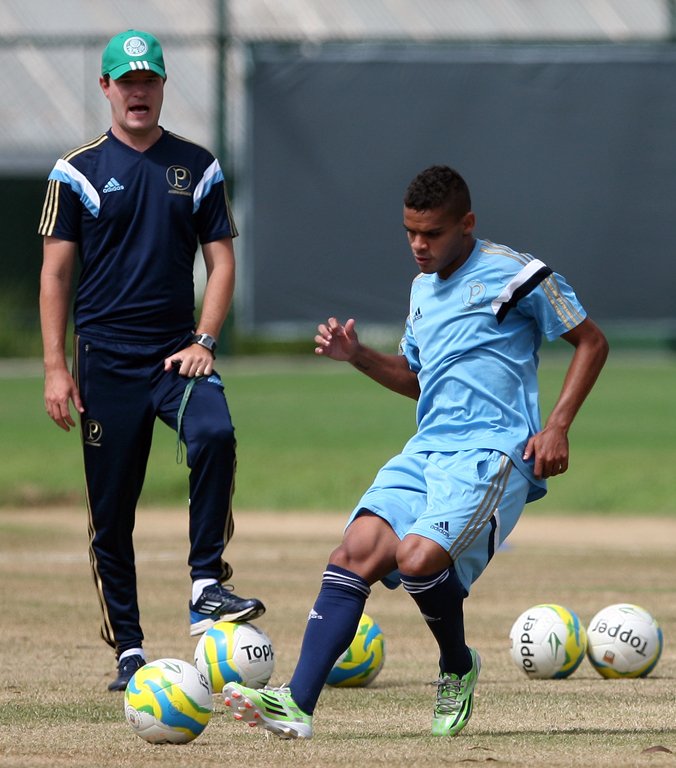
xmin=38 ymin=30 xmax=264 ymax=691
xmin=222 ymin=165 xmax=608 ymax=738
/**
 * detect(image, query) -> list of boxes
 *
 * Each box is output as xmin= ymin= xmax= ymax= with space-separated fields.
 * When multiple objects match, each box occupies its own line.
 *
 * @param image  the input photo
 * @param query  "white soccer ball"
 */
xmin=509 ymin=603 xmax=587 ymax=679
xmin=586 ymin=603 xmax=663 ymax=678
xmin=124 ymin=658 xmax=213 ymax=744
xmin=194 ymin=620 xmax=274 ymax=692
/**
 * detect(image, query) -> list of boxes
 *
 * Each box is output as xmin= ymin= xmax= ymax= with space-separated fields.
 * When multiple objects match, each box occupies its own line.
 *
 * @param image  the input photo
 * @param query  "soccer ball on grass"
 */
xmin=586 ymin=603 xmax=663 ymax=678
xmin=124 ymin=658 xmax=212 ymax=744
xmin=509 ymin=603 xmax=587 ymax=679
xmin=194 ymin=620 xmax=274 ymax=692
xmin=326 ymin=613 xmax=385 ymax=687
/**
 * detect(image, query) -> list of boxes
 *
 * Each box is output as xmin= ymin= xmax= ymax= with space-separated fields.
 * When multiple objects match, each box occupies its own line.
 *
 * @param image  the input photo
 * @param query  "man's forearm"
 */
xmin=349 ymin=345 xmax=420 ymax=400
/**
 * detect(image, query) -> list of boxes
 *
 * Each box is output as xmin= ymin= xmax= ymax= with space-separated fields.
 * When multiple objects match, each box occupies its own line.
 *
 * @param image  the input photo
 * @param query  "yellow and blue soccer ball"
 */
xmin=326 ymin=613 xmax=385 ymax=687
xmin=124 ymin=658 xmax=213 ymax=744
xmin=194 ymin=620 xmax=274 ymax=692
xmin=509 ymin=603 xmax=587 ymax=679
xmin=586 ymin=603 xmax=663 ymax=679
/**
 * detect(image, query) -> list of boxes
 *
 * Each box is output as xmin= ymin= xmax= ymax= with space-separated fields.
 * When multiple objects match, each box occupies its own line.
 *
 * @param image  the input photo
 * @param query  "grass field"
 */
xmin=0 ymin=350 xmax=675 ymax=513
xmin=0 ymin=507 xmax=673 ymax=767
xmin=0 ymin=352 xmax=674 ymax=766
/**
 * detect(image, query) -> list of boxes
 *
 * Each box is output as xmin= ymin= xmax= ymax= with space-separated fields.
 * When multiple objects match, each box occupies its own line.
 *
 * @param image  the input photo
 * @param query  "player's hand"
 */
xmin=523 ymin=426 xmax=569 ymax=479
xmin=314 ymin=317 xmax=360 ymax=361
xmin=164 ymin=344 xmax=214 ymax=378
xmin=44 ymin=368 xmax=84 ymax=432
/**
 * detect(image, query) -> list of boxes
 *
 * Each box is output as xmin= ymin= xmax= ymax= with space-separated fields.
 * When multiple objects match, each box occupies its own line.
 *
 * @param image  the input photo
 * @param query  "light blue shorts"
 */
xmin=347 ymin=449 xmax=530 ymax=593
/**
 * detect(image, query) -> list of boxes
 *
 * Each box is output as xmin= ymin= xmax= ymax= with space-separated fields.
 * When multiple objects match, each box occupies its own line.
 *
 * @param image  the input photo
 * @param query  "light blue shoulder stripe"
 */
xmin=192 ymin=159 xmax=224 ymax=214
xmin=48 ymin=158 xmax=101 ymax=218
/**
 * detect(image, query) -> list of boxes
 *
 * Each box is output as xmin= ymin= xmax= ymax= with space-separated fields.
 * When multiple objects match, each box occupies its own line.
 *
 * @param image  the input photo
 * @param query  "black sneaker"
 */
xmin=108 ymin=654 xmax=145 ymax=692
xmin=189 ymin=583 xmax=266 ymax=636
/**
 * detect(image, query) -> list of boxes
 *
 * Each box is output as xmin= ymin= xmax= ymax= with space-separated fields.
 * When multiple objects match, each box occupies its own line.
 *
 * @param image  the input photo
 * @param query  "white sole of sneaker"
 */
xmin=189 ymin=617 xmax=216 ymax=637
xmin=190 ymin=606 xmax=267 ymax=636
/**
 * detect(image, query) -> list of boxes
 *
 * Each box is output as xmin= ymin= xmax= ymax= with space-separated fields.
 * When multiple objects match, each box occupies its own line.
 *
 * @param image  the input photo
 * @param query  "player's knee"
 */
xmin=328 ymin=542 xmax=359 ymax=571
xmin=328 ymin=541 xmax=387 ymax=581
xmin=396 ymin=535 xmax=451 ymax=576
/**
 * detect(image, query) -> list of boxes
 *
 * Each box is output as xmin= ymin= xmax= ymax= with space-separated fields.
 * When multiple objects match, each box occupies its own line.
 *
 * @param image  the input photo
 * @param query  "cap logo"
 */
xmin=123 ymin=36 xmax=149 ymax=57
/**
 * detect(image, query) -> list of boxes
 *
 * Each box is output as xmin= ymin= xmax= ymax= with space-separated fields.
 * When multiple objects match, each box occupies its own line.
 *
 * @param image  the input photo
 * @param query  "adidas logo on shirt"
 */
xmin=102 ymin=177 xmax=125 ymax=193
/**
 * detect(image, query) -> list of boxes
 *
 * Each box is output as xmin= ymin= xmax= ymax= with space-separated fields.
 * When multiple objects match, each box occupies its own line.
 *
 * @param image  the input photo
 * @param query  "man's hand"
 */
xmin=314 ymin=317 xmax=360 ymax=362
xmin=164 ymin=344 xmax=215 ymax=378
xmin=523 ymin=426 xmax=569 ymax=479
xmin=44 ymin=368 xmax=84 ymax=432
xmin=524 ymin=317 xmax=608 ymax=480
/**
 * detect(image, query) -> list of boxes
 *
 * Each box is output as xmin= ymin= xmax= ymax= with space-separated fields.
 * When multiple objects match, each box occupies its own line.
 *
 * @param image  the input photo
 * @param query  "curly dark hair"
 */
xmin=404 ymin=165 xmax=471 ymax=219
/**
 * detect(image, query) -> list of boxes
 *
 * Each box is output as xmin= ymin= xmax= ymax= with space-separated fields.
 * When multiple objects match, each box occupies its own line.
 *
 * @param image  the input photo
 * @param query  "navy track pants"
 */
xmin=74 ymin=332 xmax=236 ymax=655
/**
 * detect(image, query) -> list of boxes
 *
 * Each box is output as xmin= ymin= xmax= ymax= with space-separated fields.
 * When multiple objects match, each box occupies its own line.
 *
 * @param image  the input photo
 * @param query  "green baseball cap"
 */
xmin=101 ymin=30 xmax=166 ymax=80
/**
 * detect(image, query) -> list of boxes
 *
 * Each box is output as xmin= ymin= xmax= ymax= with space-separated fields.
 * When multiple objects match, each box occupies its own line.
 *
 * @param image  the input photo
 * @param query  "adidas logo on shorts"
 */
xmin=430 ymin=520 xmax=451 ymax=539
xmin=103 ymin=177 xmax=125 ymax=193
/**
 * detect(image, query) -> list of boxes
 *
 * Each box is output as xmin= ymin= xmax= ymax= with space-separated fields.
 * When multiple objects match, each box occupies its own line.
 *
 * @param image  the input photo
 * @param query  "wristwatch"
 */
xmin=192 ymin=333 xmax=217 ymax=355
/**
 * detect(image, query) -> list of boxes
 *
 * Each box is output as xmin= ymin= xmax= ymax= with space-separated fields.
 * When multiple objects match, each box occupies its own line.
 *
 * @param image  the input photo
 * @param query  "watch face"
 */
xmin=194 ymin=334 xmax=216 ymax=351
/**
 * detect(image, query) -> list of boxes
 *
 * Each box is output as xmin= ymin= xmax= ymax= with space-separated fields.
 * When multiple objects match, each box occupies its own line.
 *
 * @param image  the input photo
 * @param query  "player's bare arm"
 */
xmin=40 ymin=236 xmax=84 ymax=431
xmin=315 ymin=317 xmax=420 ymax=399
xmin=523 ymin=317 xmax=608 ymax=479
xmin=164 ymin=237 xmax=235 ymax=377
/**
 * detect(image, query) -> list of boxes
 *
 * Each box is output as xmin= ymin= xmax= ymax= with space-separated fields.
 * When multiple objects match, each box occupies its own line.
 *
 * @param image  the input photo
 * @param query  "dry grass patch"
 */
xmin=0 ymin=508 xmax=674 ymax=767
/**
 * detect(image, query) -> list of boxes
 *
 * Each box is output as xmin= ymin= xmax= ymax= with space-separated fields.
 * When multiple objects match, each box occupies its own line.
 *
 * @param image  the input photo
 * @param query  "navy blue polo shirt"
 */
xmin=39 ymin=128 xmax=238 ymax=339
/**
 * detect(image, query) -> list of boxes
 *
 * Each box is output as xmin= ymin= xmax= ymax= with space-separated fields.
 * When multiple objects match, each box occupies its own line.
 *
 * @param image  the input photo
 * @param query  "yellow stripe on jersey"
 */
xmin=481 ymin=240 xmax=533 ymax=268
xmin=166 ymin=130 xmax=239 ymax=237
xmin=541 ymin=273 xmax=585 ymax=332
xmin=63 ymin=133 xmax=108 ymax=162
xmin=38 ymin=178 xmax=60 ymax=236
xmin=483 ymin=241 xmax=584 ymax=332
xmin=38 ymin=134 xmax=109 ymax=237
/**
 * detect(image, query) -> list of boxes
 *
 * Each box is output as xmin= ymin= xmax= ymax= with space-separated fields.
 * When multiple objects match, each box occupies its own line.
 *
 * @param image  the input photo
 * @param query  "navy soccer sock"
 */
xmin=289 ymin=564 xmax=370 ymax=715
xmin=401 ymin=566 xmax=472 ymax=676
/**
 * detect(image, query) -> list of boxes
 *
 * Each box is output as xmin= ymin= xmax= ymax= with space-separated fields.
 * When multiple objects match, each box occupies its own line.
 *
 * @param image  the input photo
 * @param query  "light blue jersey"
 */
xmin=400 ymin=238 xmax=586 ymax=501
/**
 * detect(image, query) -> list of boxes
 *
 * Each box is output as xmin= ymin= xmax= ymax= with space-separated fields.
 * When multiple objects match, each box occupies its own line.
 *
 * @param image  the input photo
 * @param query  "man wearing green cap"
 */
xmin=38 ymin=30 xmax=265 ymax=691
